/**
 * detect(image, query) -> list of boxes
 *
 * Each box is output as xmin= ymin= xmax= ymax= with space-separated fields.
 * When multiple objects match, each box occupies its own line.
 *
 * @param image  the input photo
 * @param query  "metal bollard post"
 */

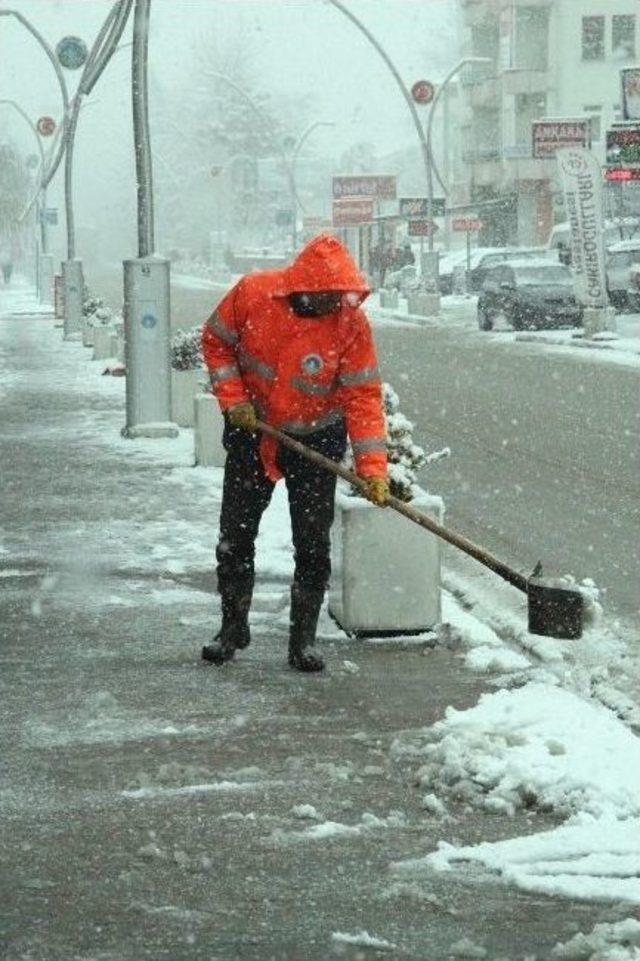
xmin=121 ymin=255 xmax=178 ymax=439
xmin=38 ymin=254 xmax=54 ymax=305
xmin=62 ymin=259 xmax=84 ymax=339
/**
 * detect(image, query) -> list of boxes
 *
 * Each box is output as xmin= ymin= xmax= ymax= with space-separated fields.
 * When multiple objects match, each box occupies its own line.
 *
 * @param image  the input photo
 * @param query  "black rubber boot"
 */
xmin=202 ymin=577 xmax=253 ymax=665
xmin=288 ymin=584 xmax=325 ymax=673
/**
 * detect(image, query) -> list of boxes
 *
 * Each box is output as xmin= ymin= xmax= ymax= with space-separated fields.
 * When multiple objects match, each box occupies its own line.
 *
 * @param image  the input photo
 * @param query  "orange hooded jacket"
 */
xmin=201 ymin=234 xmax=387 ymax=482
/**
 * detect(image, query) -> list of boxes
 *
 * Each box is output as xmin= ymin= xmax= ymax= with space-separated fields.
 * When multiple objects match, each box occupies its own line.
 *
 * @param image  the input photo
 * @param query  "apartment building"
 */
xmin=456 ymin=0 xmax=638 ymax=245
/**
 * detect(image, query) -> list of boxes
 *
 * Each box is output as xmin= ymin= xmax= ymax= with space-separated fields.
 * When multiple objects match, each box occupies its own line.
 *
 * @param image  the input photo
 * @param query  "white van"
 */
xmin=606 ymin=239 xmax=640 ymax=311
xmin=547 ymin=218 xmax=640 ymax=256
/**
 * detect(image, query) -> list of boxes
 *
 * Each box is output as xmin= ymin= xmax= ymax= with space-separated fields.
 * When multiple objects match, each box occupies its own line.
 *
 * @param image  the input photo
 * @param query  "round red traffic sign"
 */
xmin=411 ymin=79 xmax=435 ymax=105
xmin=37 ymin=116 xmax=56 ymax=137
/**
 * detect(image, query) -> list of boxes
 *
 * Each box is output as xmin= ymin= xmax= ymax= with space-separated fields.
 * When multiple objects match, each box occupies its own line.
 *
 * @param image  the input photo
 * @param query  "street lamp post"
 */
xmin=208 ymin=71 xmax=302 ymax=253
xmin=0 ymin=99 xmax=50 ymax=299
xmin=122 ymin=0 xmax=177 ymax=439
xmin=290 ymin=120 xmax=336 ymax=218
xmin=0 ymin=9 xmax=70 ymax=312
xmin=424 ymin=57 xmax=493 ymax=303
xmin=0 ymin=4 xmax=132 ymax=332
xmin=326 ymin=0 xmax=447 ymax=200
xmin=59 ymin=0 xmax=132 ymax=340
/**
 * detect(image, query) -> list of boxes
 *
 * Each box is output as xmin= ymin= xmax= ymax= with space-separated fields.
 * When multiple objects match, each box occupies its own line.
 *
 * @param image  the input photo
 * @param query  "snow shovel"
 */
xmin=256 ymin=420 xmax=584 ymax=641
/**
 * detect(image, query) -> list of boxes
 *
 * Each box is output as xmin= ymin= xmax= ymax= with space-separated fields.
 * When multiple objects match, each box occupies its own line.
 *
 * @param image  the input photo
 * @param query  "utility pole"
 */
xmin=122 ymin=0 xmax=177 ymax=439
xmin=424 ymin=58 xmax=493 ymax=309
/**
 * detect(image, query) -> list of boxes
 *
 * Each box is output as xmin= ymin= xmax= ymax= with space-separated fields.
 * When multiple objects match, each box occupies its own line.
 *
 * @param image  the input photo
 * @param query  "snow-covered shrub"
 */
xmin=346 ymin=382 xmax=449 ymax=502
xmin=171 ymin=325 xmax=203 ymax=371
xmin=87 ymin=306 xmax=114 ymax=327
xmin=83 ymin=293 xmax=104 ymax=317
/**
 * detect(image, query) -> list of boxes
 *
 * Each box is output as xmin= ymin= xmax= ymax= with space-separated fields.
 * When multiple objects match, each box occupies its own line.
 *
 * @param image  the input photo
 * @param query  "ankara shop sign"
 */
xmin=332 ymin=175 xmax=397 ymax=200
xmin=556 ymin=148 xmax=607 ymax=308
xmin=532 ymin=119 xmax=591 ymax=159
xmin=332 ymin=198 xmax=374 ymax=226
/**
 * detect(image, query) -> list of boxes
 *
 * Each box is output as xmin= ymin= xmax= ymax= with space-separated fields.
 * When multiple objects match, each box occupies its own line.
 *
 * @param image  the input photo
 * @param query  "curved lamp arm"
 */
xmin=326 ymin=0 xmax=446 ymax=197
xmin=0 ymin=99 xmax=47 ymax=223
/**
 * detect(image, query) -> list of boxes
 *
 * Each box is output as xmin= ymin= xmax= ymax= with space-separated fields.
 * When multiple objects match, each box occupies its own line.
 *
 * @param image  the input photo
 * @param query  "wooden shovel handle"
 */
xmin=255 ymin=419 xmax=529 ymax=594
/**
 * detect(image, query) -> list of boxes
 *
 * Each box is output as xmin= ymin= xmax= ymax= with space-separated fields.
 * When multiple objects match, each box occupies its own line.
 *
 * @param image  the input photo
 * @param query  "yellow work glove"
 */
xmin=360 ymin=476 xmax=390 ymax=507
xmin=228 ymin=401 xmax=258 ymax=432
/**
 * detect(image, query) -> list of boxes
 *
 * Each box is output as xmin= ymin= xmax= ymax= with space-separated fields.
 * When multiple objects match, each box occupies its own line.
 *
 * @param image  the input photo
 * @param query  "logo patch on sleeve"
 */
xmin=301 ymin=353 xmax=323 ymax=375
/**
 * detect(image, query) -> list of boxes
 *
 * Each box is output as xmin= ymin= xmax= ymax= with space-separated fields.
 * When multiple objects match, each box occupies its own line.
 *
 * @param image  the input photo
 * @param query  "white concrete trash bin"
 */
xmin=329 ymin=487 xmax=443 ymax=636
xmin=171 ymin=368 xmax=207 ymax=428
xmin=194 ymin=393 xmax=226 ymax=467
xmin=407 ymin=292 xmax=440 ymax=318
xmin=379 ymin=288 xmax=399 ymax=309
xmin=93 ymin=325 xmax=116 ymax=360
xmin=82 ymin=321 xmax=95 ymax=348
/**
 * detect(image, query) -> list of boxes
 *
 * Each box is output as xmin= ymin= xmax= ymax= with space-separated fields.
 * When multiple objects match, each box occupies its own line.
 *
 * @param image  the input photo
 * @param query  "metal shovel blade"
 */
xmin=527 ymin=578 xmax=584 ymax=640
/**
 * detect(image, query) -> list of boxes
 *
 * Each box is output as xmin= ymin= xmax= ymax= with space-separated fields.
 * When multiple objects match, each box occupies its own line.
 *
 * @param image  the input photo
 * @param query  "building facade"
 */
xmin=455 ymin=0 xmax=638 ymax=245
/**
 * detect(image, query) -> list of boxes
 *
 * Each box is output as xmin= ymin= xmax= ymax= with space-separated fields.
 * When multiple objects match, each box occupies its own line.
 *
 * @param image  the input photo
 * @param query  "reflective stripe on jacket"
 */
xmin=202 ymin=234 xmax=387 ymax=481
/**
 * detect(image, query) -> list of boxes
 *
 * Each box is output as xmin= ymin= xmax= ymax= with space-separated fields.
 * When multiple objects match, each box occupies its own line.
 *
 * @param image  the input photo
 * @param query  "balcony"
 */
xmin=462 ymin=147 xmax=501 ymax=164
xmin=468 ymin=75 xmax=501 ymax=109
xmin=502 ymin=68 xmax=550 ymax=96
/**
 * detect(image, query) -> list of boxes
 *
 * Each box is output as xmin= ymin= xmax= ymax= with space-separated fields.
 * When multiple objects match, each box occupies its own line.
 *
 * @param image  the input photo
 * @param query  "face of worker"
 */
xmin=287 ymin=291 xmax=360 ymax=316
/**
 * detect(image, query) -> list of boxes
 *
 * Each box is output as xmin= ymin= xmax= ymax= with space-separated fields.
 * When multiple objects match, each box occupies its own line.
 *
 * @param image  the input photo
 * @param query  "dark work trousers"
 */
xmin=216 ymin=418 xmax=347 ymax=594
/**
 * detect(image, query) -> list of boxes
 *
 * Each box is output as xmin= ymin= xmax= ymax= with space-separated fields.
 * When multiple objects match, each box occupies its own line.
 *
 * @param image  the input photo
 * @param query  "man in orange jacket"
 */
xmin=201 ymin=234 xmax=389 ymax=672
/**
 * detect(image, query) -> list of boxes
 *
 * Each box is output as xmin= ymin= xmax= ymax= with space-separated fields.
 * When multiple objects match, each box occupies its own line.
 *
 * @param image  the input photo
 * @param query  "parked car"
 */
xmin=605 ymin=240 xmax=640 ymax=311
xmin=451 ymin=246 xmax=555 ymax=294
xmin=477 ymin=260 xmax=583 ymax=331
xmin=438 ymin=250 xmax=468 ymax=294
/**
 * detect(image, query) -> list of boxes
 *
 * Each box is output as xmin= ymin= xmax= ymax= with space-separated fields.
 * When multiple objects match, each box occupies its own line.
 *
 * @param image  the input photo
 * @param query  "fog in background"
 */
xmin=0 ymin=0 xmax=457 ymax=267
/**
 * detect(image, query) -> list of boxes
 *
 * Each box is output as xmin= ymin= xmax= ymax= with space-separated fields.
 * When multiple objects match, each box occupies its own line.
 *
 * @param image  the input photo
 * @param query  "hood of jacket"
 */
xmin=273 ymin=233 xmax=370 ymax=306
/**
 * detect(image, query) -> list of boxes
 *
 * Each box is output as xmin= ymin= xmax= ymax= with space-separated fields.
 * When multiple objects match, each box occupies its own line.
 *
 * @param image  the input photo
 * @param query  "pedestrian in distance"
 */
xmin=0 ymin=233 xmax=15 ymax=286
xmin=201 ymin=233 xmax=389 ymax=673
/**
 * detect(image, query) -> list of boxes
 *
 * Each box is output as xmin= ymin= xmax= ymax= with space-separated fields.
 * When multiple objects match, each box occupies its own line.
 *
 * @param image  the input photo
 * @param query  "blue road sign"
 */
xmin=56 ymin=36 xmax=88 ymax=70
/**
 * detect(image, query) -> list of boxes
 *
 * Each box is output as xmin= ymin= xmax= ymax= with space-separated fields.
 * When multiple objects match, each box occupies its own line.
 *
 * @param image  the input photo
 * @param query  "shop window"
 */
xmin=582 ymin=16 xmax=605 ymax=61
xmin=612 ymin=15 xmax=635 ymax=60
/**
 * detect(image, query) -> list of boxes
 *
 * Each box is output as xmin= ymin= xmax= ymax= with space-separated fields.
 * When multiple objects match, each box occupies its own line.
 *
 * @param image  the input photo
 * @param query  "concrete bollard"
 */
xmin=194 ymin=393 xmax=226 ymax=468
xmin=93 ymin=325 xmax=116 ymax=360
xmin=379 ymin=288 xmax=399 ymax=310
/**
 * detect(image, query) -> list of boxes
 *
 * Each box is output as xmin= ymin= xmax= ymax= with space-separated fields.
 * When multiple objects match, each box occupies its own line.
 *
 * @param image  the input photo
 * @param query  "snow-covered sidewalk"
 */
xmin=2 ymin=291 xmax=639 ymax=959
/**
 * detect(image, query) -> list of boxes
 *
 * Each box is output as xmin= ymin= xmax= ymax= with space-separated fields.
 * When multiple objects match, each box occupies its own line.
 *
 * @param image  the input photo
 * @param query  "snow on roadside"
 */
xmin=390 ymin=683 xmax=640 ymax=904
xmin=441 ymin=563 xmax=640 ymax=731
xmin=551 ymin=917 xmax=640 ymax=960
xmin=265 ymin=811 xmax=407 ymax=846
xmin=331 ymin=930 xmax=397 ymax=951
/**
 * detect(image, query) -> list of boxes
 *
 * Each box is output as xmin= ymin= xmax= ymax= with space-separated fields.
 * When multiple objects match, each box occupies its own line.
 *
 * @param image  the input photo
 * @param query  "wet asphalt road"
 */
xmin=91 ymin=264 xmax=639 ymax=628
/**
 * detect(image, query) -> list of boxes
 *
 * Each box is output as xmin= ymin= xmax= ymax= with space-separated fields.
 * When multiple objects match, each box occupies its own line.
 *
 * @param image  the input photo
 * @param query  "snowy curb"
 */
xmin=515 ymin=331 xmax=639 ymax=356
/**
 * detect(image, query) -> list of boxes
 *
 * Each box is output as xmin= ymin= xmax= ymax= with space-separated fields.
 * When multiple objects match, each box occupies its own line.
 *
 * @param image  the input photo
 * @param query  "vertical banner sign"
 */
xmin=556 ymin=148 xmax=607 ymax=308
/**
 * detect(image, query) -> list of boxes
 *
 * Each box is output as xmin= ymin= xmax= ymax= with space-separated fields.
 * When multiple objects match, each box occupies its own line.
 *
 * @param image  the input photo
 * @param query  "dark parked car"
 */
xmin=477 ymin=260 xmax=583 ymax=331
xmin=450 ymin=246 xmax=555 ymax=294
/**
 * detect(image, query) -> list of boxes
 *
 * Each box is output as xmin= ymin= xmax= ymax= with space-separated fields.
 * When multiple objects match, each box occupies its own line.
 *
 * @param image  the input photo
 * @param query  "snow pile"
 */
xmin=551 ymin=917 xmax=640 ymax=960
xmin=331 ymin=930 xmax=396 ymax=951
xmin=448 ymin=937 xmax=487 ymax=958
xmin=390 ymin=683 xmax=640 ymax=904
xmin=391 ymin=683 xmax=640 ymax=820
